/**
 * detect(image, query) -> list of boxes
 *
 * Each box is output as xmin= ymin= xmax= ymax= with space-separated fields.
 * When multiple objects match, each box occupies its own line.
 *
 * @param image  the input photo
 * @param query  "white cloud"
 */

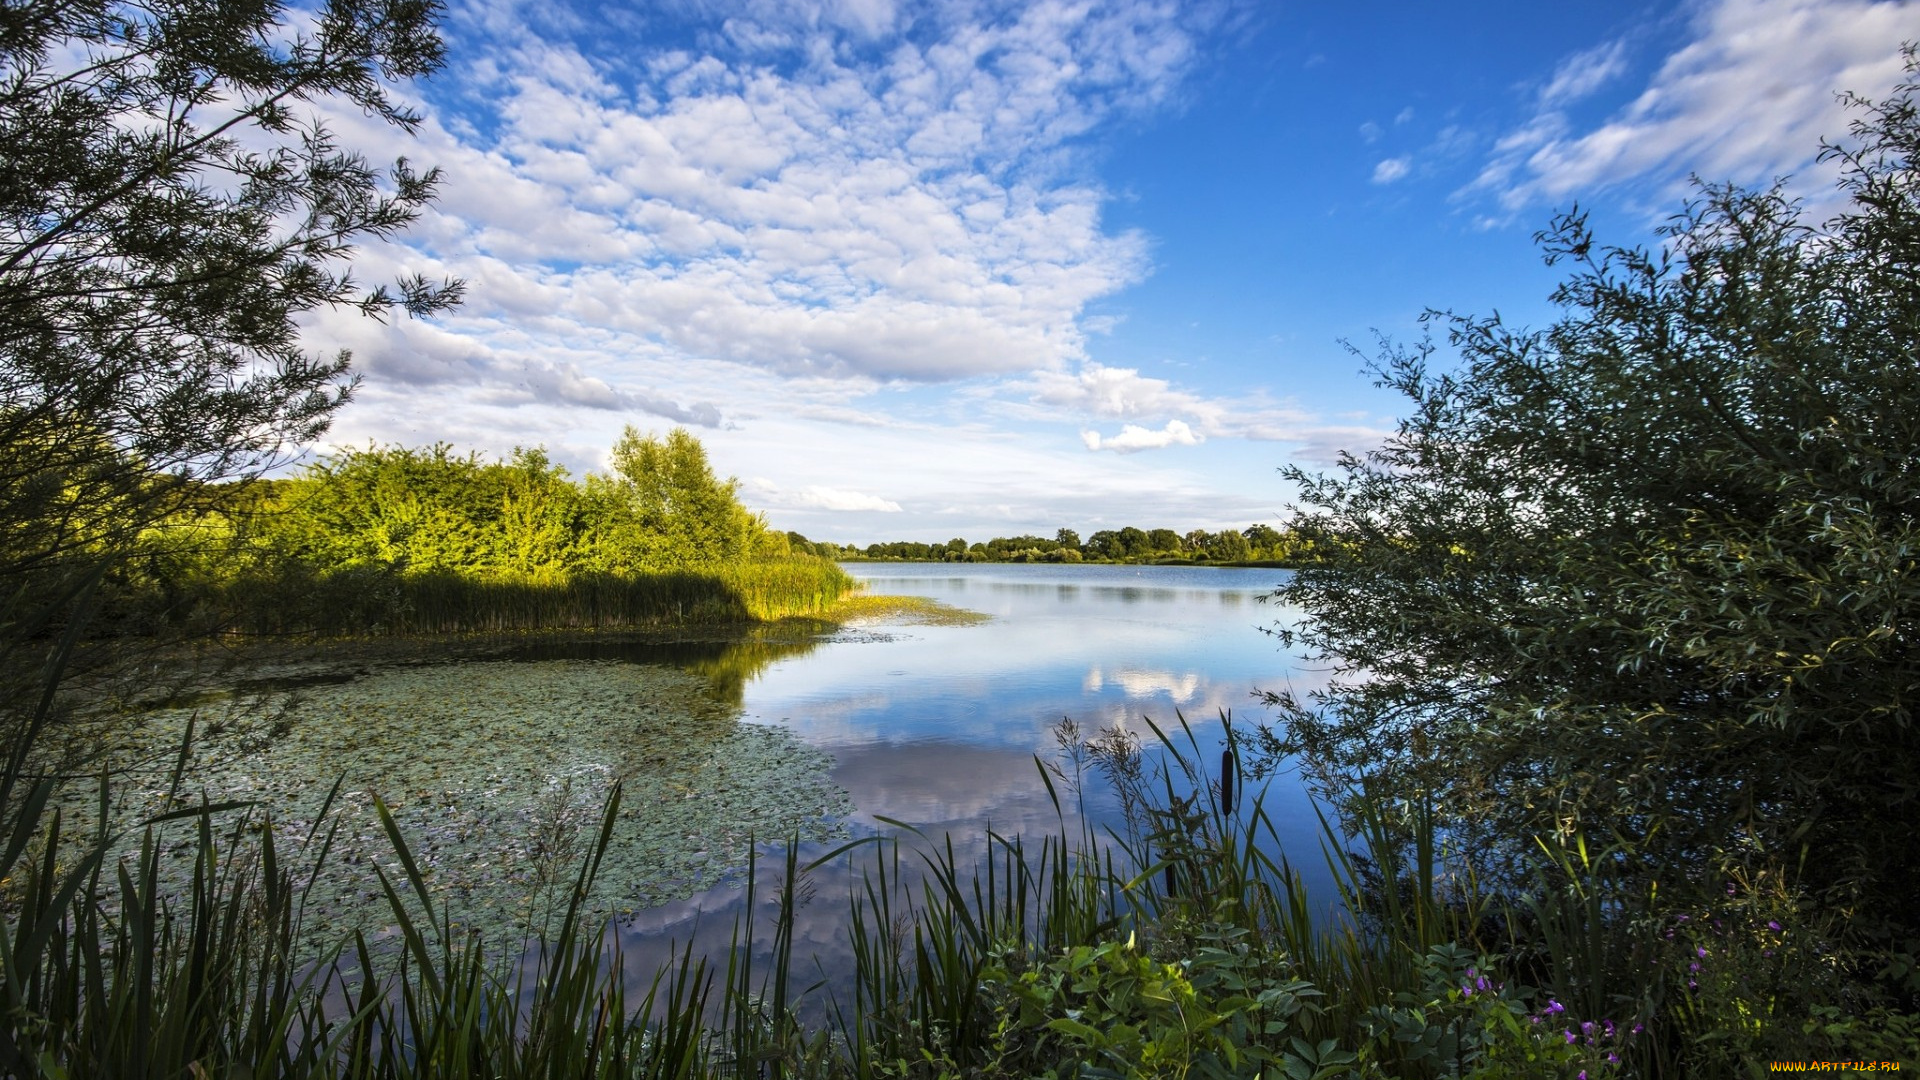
xmin=1081 ymin=419 xmax=1202 ymax=453
xmin=309 ymin=0 xmax=1228 ymax=398
xmin=793 ymin=486 xmax=905 ymax=512
xmin=1472 ymin=0 xmax=1920 ymax=214
xmin=1539 ymin=40 xmax=1628 ymax=107
xmin=1024 ymin=362 xmax=1222 ymax=423
xmin=744 ymin=478 xmax=904 ymax=512
xmin=1372 ymin=156 xmax=1412 ymax=184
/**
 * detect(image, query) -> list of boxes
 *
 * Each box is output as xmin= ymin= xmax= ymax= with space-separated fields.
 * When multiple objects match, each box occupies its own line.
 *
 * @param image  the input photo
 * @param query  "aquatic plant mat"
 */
xmin=50 ymin=654 xmax=853 ymax=944
xmin=823 ymin=591 xmax=991 ymax=627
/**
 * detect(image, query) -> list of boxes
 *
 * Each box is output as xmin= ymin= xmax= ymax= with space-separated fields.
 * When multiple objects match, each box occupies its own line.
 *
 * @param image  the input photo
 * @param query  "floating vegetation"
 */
xmin=50 ymin=660 xmax=852 ymax=944
xmin=826 ymin=592 xmax=991 ymax=627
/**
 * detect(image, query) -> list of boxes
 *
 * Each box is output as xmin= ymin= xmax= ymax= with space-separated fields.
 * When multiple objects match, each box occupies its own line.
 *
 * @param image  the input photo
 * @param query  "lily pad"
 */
xmin=50 ymin=659 xmax=852 ymax=944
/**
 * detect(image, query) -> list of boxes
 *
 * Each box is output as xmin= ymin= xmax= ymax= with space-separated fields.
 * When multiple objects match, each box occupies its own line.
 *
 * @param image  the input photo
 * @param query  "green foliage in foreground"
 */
xmin=1261 ymin=56 xmax=1920 ymax=1043
xmin=4 ymin=707 xmax=1913 ymax=1077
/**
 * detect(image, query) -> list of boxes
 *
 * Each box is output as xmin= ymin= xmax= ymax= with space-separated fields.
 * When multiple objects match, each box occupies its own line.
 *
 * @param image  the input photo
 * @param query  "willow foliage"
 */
xmin=1265 ymin=65 xmax=1920 ymax=937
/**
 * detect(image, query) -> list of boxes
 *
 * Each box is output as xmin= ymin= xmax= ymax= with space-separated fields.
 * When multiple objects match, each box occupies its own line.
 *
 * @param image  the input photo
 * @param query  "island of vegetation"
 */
xmin=4 ymin=0 xmax=1918 ymax=1075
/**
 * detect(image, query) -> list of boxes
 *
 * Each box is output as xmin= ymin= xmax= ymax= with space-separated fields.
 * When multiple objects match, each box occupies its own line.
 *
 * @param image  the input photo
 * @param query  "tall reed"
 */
xmin=205 ymin=558 xmax=854 ymax=637
xmin=8 ymin=698 xmax=1895 ymax=1076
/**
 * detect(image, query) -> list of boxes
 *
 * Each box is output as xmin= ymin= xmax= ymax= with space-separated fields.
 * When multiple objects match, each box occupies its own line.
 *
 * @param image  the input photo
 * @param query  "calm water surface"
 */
xmin=606 ymin=562 xmax=1340 ymax=989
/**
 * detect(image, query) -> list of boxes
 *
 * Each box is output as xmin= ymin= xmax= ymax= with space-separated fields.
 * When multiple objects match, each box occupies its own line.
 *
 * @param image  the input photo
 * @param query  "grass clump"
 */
xmin=822 ymin=592 xmax=990 ymax=627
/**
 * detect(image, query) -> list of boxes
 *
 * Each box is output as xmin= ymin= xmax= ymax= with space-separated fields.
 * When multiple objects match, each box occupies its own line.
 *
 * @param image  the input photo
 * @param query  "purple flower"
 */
xmin=1767 ymin=920 xmax=1782 ymax=932
xmin=1547 ymin=999 xmax=1565 ymax=1014
xmin=1697 ymin=946 xmax=1708 ymax=958
xmin=1565 ymin=1030 xmax=1577 ymax=1044
xmin=1632 ymin=1023 xmax=1644 ymax=1034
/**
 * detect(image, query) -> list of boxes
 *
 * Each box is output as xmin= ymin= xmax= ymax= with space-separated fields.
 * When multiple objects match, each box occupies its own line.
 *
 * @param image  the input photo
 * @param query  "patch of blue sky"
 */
xmin=304 ymin=0 xmax=1920 ymax=543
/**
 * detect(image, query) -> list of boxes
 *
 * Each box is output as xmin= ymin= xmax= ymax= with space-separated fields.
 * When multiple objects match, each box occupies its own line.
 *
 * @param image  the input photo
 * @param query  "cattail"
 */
xmin=1220 ymin=748 xmax=1235 ymax=815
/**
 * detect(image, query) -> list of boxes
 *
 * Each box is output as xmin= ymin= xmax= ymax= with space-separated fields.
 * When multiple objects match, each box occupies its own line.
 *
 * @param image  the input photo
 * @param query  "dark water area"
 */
xmin=587 ymin=562 xmax=1343 ymax=1010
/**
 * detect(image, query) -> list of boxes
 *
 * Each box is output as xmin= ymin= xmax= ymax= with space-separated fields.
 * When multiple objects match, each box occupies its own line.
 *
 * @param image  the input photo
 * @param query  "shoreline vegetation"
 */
xmin=788 ymin=525 xmax=1308 ymax=566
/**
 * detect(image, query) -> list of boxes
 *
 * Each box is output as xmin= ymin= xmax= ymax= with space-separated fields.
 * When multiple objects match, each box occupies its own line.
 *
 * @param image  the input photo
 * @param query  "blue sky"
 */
xmin=307 ymin=0 xmax=1920 ymax=543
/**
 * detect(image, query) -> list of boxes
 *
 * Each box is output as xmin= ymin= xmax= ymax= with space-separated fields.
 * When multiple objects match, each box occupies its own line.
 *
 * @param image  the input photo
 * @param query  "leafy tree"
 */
xmin=0 ymin=0 xmax=459 ymax=638
xmin=1261 ymin=68 xmax=1920 ymax=937
xmin=1242 ymin=523 xmax=1283 ymax=557
xmin=1207 ymin=528 xmax=1251 ymax=562
xmin=593 ymin=427 xmax=763 ymax=571
xmin=1055 ymin=528 xmax=1081 ymax=551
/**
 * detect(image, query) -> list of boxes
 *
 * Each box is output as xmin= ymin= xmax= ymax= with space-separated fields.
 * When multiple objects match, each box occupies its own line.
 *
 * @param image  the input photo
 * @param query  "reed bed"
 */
xmin=206 ymin=558 xmax=854 ymax=637
xmin=4 ymin=700 xmax=1905 ymax=1076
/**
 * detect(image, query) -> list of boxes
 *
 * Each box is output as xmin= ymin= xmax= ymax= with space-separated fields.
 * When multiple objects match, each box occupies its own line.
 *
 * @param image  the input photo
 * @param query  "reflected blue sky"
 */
xmin=607 ymin=563 xmax=1347 ymax=1000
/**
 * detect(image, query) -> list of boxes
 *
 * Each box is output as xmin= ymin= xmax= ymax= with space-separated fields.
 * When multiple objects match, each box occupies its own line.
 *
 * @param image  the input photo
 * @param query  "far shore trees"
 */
xmin=817 ymin=523 xmax=1302 ymax=563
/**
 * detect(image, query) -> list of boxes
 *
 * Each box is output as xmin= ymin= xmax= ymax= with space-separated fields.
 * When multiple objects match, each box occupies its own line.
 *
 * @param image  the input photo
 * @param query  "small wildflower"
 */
xmin=1547 ymin=999 xmax=1565 ymax=1014
xmin=1696 ymin=946 xmax=1708 ymax=958
xmin=1767 ymin=920 xmax=1782 ymax=932
xmin=1565 ymin=1030 xmax=1577 ymax=1044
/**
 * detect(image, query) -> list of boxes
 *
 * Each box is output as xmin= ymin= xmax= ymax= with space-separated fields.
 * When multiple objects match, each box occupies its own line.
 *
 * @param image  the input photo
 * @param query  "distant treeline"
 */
xmin=786 ymin=524 xmax=1305 ymax=564
xmin=114 ymin=429 xmax=852 ymax=635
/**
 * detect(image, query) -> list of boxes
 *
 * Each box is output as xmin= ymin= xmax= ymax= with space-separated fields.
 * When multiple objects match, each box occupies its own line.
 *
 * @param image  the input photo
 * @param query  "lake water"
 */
xmin=603 ymin=561 xmax=1341 ymax=990
xmin=76 ymin=561 xmax=1339 ymax=1000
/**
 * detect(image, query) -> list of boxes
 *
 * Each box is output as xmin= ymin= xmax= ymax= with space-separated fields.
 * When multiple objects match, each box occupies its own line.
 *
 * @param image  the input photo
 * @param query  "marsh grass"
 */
xmin=6 ymin=690 xmax=1909 ymax=1076
xmin=207 ymin=559 xmax=854 ymax=638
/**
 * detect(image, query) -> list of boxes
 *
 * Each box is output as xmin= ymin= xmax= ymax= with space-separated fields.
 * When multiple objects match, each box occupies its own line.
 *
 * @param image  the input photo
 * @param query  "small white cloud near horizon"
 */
xmin=1081 ymin=419 xmax=1202 ymax=453
xmin=795 ymin=486 xmax=905 ymax=513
